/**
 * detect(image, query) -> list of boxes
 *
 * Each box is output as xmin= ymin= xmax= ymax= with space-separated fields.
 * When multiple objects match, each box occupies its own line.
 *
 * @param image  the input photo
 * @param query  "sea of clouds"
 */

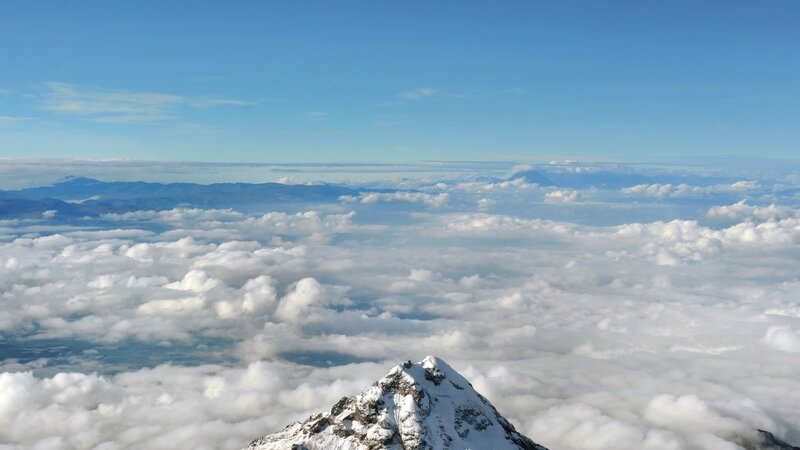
xmin=1 ymin=159 xmax=800 ymax=449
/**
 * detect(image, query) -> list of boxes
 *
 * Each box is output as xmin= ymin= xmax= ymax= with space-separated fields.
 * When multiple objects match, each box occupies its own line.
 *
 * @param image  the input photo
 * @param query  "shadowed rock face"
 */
xmin=746 ymin=430 xmax=800 ymax=450
xmin=246 ymin=356 xmax=547 ymax=450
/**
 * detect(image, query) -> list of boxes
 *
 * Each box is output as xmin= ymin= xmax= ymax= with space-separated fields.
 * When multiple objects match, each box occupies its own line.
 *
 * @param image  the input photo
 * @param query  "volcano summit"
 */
xmin=246 ymin=356 xmax=546 ymax=450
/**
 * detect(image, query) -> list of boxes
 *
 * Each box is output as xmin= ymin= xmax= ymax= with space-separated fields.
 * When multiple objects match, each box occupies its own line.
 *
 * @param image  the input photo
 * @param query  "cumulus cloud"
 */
xmin=621 ymin=181 xmax=760 ymax=198
xmin=763 ymin=326 xmax=800 ymax=352
xmin=450 ymin=177 xmax=538 ymax=192
xmin=104 ymin=208 xmax=245 ymax=223
xmin=530 ymin=403 xmax=646 ymax=449
xmin=275 ymin=277 xmax=349 ymax=324
xmin=0 ymin=362 xmax=386 ymax=450
xmin=436 ymin=213 xmax=578 ymax=239
xmin=105 ymin=208 xmax=363 ymax=244
xmin=436 ymin=212 xmax=800 ymax=265
xmin=339 ymin=191 xmax=449 ymax=208
xmin=2 ymin=168 xmax=800 ymax=449
xmin=644 ymin=394 xmax=743 ymax=436
xmin=544 ymin=189 xmax=578 ymax=203
xmin=477 ymin=198 xmax=495 ymax=211
xmin=510 ymin=164 xmax=533 ymax=175
xmin=708 ymin=201 xmax=799 ymax=221
xmin=165 ymin=269 xmax=222 ymax=292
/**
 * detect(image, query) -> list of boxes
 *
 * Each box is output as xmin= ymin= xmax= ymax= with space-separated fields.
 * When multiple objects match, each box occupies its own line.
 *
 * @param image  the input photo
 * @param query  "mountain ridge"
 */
xmin=246 ymin=356 xmax=546 ymax=450
xmin=0 ymin=177 xmax=360 ymax=218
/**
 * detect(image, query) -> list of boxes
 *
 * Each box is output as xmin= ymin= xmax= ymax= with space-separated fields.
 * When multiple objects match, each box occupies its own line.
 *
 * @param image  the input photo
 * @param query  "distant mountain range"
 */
xmin=0 ymin=177 xmax=359 ymax=219
xmin=0 ymin=167 xmax=757 ymax=220
xmin=0 ymin=189 xmax=118 ymax=219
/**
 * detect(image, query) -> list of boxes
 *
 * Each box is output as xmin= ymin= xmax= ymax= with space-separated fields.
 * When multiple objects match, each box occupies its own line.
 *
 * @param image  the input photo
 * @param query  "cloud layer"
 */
xmin=2 ymin=161 xmax=800 ymax=449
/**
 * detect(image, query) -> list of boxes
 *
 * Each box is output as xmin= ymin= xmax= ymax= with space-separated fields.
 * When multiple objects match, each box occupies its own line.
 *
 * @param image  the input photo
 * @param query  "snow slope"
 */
xmin=246 ymin=356 xmax=546 ymax=450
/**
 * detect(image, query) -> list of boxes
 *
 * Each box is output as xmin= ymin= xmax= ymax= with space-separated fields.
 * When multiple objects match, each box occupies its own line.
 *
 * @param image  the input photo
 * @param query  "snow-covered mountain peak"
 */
xmin=376 ymin=355 xmax=470 ymax=399
xmin=246 ymin=356 xmax=547 ymax=450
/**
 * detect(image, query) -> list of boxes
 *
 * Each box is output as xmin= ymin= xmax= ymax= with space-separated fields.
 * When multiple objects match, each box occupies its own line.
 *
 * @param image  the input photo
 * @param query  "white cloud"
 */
xmin=644 ymin=394 xmax=743 ymax=435
xmin=137 ymin=296 xmax=206 ymax=315
xmin=306 ymin=111 xmax=328 ymax=120
xmin=510 ymin=164 xmax=533 ymax=175
xmin=40 ymin=82 xmax=253 ymax=124
xmin=438 ymin=213 xmax=576 ymax=237
xmin=708 ymin=201 xmax=799 ymax=221
xmin=0 ymin=362 xmax=386 ymax=450
xmin=398 ymin=87 xmax=437 ymax=101
xmin=275 ymin=277 xmax=346 ymax=324
xmin=622 ymin=183 xmax=710 ymax=198
xmin=530 ymin=403 xmax=645 ymax=449
xmin=763 ymin=326 xmax=800 ymax=352
xmin=165 ymin=269 xmax=222 ymax=292
xmin=341 ymin=192 xmax=449 ymax=208
xmin=477 ymin=198 xmax=495 ymax=211
xmin=0 ymin=115 xmax=33 ymax=122
xmin=451 ymin=177 xmax=537 ymax=192
xmin=1 ymin=180 xmax=800 ymax=449
xmin=544 ymin=189 xmax=578 ymax=203
xmin=621 ymin=181 xmax=760 ymax=198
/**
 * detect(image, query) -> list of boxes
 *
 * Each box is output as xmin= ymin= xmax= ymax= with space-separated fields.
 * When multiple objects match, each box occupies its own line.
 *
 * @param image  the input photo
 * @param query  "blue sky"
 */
xmin=1 ymin=0 xmax=799 ymax=162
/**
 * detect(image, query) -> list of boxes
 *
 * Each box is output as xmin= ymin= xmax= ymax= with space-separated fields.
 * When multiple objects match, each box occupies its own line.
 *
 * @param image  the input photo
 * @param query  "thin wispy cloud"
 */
xmin=398 ymin=86 xmax=472 ymax=102
xmin=190 ymin=75 xmax=226 ymax=83
xmin=40 ymin=82 xmax=253 ymax=124
xmin=306 ymin=111 xmax=329 ymax=120
xmin=0 ymin=115 xmax=33 ymax=122
xmin=186 ymin=96 xmax=253 ymax=108
xmin=398 ymin=87 xmax=438 ymax=101
xmin=90 ymin=114 xmax=177 ymax=124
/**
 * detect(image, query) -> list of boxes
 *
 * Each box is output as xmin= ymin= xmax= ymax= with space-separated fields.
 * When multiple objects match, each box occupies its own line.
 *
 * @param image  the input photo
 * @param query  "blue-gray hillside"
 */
xmin=5 ymin=177 xmax=359 ymax=216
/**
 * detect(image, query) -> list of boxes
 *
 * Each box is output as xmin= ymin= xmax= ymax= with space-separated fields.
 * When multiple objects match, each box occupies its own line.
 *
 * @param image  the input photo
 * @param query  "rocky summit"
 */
xmin=246 ymin=356 xmax=547 ymax=450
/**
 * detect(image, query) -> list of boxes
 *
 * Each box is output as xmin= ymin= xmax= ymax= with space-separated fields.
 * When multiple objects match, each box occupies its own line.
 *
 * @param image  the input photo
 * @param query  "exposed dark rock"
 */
xmin=245 ymin=356 xmax=547 ymax=450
